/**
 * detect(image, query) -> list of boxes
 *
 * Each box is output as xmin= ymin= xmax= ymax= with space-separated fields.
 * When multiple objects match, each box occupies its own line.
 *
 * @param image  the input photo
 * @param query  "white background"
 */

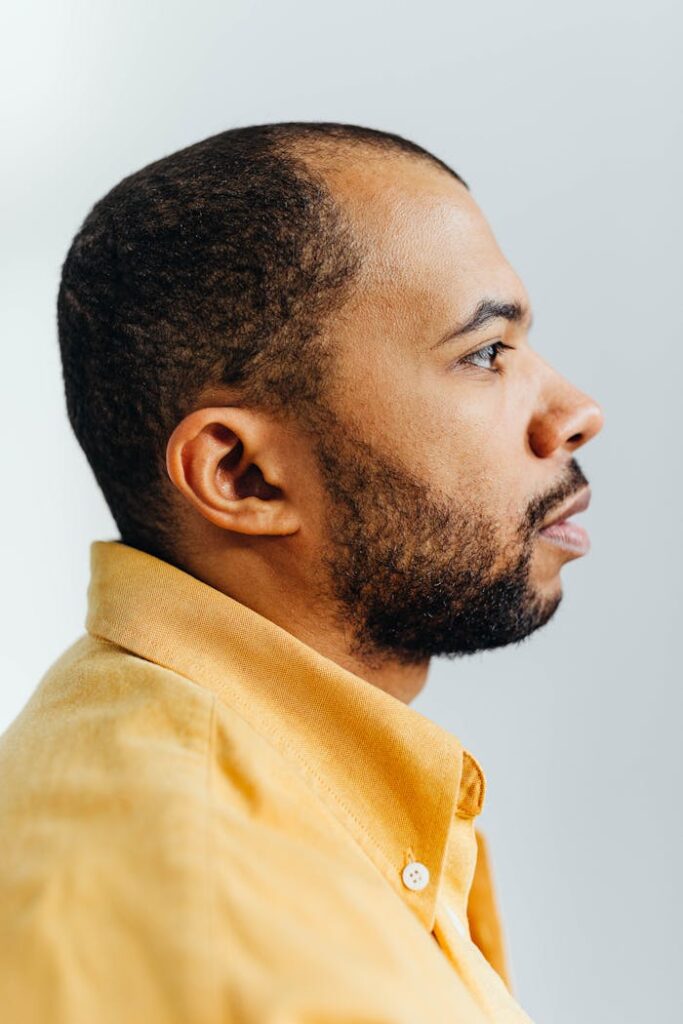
xmin=2 ymin=2 xmax=681 ymax=1021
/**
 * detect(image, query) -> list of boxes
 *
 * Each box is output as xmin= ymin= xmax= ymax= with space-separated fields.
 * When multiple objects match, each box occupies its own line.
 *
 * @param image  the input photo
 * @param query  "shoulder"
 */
xmin=0 ymin=630 xmax=217 ymax=889
xmin=0 ymin=634 xmax=221 ymax=1021
xmin=0 ymin=633 xmax=215 ymax=810
xmin=0 ymin=636 xmax=493 ymax=1024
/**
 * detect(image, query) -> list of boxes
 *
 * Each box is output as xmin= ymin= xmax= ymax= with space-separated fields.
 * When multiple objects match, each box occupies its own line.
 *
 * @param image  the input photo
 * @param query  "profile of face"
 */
xmin=299 ymin=155 xmax=604 ymax=667
xmin=168 ymin=153 xmax=604 ymax=671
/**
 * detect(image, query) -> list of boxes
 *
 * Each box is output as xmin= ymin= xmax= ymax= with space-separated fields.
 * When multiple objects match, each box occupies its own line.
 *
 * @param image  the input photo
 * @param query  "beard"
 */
xmin=308 ymin=406 xmax=590 ymax=668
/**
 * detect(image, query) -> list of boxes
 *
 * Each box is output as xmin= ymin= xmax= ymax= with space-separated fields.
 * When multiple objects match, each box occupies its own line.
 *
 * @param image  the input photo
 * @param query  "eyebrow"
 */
xmin=432 ymin=297 xmax=533 ymax=349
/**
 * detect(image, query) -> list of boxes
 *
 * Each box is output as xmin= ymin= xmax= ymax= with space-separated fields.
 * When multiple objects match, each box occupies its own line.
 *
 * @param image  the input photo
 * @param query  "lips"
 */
xmin=538 ymin=486 xmax=592 ymax=555
xmin=539 ymin=486 xmax=591 ymax=531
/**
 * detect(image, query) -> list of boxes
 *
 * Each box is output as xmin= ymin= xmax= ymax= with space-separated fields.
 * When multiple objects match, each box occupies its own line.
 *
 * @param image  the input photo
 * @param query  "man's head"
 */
xmin=58 ymin=122 xmax=603 ymax=672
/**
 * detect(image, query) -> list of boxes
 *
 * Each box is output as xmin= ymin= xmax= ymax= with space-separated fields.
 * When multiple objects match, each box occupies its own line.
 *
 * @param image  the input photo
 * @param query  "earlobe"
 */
xmin=165 ymin=407 xmax=301 ymax=538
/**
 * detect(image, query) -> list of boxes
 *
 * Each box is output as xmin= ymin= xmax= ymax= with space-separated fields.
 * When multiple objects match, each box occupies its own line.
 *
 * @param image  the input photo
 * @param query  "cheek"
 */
xmin=404 ymin=388 xmax=533 ymax=539
xmin=334 ymin=349 xmax=529 ymax=518
xmin=411 ymin=390 xmax=522 ymax=488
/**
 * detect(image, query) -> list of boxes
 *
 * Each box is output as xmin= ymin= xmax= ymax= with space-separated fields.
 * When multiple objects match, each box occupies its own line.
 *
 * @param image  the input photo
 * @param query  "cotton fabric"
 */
xmin=0 ymin=540 xmax=534 ymax=1023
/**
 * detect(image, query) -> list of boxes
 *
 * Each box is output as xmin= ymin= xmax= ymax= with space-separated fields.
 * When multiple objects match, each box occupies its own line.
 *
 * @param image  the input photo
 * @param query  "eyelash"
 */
xmin=458 ymin=340 xmax=513 ymax=374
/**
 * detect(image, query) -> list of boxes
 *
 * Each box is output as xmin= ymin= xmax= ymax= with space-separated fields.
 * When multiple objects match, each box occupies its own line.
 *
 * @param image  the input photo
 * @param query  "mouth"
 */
xmin=538 ymin=486 xmax=592 ymax=555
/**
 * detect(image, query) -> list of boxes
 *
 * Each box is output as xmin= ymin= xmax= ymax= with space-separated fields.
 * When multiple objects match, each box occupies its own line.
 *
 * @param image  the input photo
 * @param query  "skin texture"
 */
xmin=165 ymin=151 xmax=604 ymax=704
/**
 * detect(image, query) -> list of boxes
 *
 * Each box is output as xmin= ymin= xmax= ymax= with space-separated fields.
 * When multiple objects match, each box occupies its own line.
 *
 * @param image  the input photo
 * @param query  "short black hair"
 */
xmin=57 ymin=121 xmax=467 ymax=562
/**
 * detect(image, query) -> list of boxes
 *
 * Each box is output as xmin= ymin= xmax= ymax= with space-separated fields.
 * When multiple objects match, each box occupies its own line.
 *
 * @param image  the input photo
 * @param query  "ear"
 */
xmin=165 ymin=406 xmax=301 ymax=537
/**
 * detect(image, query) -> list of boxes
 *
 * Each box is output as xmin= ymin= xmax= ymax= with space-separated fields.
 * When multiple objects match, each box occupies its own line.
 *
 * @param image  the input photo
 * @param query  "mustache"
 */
xmin=522 ymin=459 xmax=590 ymax=536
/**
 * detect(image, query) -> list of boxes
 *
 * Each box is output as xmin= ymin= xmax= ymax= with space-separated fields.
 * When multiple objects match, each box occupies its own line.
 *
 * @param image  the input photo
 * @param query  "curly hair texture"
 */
xmin=57 ymin=121 xmax=467 ymax=561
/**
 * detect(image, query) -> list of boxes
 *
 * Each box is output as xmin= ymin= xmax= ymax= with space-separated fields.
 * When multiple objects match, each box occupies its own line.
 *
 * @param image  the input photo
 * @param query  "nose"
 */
xmin=528 ymin=378 xmax=605 ymax=460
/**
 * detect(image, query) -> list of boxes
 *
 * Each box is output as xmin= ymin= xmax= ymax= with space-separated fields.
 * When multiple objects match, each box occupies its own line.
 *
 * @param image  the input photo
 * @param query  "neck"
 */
xmin=170 ymin=537 xmax=430 ymax=705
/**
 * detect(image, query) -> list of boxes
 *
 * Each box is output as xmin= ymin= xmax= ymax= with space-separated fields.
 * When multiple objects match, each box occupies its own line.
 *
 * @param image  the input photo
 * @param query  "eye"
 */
xmin=458 ymin=340 xmax=512 ymax=373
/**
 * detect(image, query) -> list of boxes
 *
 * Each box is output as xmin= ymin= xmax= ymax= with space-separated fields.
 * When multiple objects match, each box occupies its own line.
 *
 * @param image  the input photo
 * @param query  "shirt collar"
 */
xmin=85 ymin=539 xmax=486 ymax=932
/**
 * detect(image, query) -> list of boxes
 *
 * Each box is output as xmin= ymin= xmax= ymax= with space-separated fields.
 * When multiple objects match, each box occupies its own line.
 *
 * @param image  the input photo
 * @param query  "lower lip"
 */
xmin=538 ymin=518 xmax=591 ymax=555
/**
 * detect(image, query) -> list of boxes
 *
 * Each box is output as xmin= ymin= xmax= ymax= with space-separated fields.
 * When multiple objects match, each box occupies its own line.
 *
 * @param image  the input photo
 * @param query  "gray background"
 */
xmin=2 ymin=2 xmax=681 ymax=1021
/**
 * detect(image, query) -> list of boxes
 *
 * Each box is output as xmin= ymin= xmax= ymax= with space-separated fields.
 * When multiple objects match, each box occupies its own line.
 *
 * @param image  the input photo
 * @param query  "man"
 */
xmin=0 ymin=122 xmax=603 ymax=1023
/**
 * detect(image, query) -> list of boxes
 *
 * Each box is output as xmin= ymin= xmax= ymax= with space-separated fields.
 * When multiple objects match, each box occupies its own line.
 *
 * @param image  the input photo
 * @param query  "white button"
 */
xmin=401 ymin=861 xmax=430 ymax=891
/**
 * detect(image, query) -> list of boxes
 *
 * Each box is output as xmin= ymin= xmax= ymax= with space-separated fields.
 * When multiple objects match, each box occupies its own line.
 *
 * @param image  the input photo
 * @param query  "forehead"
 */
xmin=324 ymin=153 xmax=530 ymax=327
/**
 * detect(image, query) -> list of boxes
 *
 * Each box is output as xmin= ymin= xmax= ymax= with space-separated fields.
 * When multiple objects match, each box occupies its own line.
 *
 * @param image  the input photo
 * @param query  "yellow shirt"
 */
xmin=0 ymin=540 xmax=534 ymax=1023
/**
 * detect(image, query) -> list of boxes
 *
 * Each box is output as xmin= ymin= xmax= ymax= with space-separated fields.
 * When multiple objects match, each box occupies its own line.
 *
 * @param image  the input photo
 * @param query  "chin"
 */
xmin=531 ymin=545 xmax=574 ymax=588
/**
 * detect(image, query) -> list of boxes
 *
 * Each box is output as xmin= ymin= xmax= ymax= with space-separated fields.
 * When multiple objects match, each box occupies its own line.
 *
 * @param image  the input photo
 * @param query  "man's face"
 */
xmin=303 ymin=154 xmax=604 ymax=667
